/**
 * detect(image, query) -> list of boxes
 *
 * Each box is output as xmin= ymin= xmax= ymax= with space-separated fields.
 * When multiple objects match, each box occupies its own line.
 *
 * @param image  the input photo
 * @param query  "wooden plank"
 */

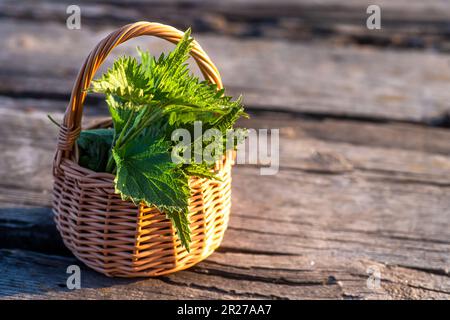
xmin=2 ymin=108 xmax=450 ymax=191
xmin=0 ymin=0 xmax=449 ymax=51
xmin=0 ymin=246 xmax=448 ymax=299
xmin=0 ymin=109 xmax=449 ymax=299
xmin=1 ymin=20 xmax=450 ymax=123
xmin=0 ymin=206 xmax=69 ymax=256
xmin=242 ymin=111 xmax=450 ymax=155
xmin=0 ymin=248 xmax=366 ymax=299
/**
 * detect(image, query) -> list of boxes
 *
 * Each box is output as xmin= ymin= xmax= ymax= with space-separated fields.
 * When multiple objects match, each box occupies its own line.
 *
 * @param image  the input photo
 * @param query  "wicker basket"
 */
xmin=52 ymin=22 xmax=233 ymax=277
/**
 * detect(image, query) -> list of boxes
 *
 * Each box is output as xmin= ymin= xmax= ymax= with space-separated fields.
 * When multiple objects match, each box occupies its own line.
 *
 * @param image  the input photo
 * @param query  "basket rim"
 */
xmin=58 ymin=157 xmax=116 ymax=181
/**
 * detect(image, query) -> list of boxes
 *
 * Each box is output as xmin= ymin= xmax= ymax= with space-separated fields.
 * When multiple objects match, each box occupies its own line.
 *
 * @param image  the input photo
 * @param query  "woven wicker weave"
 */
xmin=52 ymin=21 xmax=233 ymax=277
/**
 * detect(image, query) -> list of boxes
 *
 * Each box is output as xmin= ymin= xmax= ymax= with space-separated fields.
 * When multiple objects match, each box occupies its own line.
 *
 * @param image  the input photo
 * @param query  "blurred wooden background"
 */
xmin=0 ymin=0 xmax=449 ymax=299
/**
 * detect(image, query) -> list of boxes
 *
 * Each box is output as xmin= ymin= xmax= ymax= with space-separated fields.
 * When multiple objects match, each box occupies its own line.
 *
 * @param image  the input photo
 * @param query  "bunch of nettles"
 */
xmin=76 ymin=29 xmax=247 ymax=250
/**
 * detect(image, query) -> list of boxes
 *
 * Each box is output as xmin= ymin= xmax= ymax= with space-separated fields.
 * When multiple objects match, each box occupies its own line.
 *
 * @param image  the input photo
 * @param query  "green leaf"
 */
xmin=209 ymin=98 xmax=247 ymax=132
xmin=105 ymin=95 xmax=136 ymax=136
xmin=182 ymin=163 xmax=220 ymax=180
xmin=112 ymin=130 xmax=192 ymax=250
xmin=137 ymin=29 xmax=244 ymax=128
xmin=91 ymin=56 xmax=151 ymax=104
xmin=112 ymin=130 xmax=190 ymax=215
xmin=139 ymin=29 xmax=193 ymax=96
xmin=77 ymin=128 xmax=114 ymax=172
xmin=166 ymin=209 xmax=191 ymax=251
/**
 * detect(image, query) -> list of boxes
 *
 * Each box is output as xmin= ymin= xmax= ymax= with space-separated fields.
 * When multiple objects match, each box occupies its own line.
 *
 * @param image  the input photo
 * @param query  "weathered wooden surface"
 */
xmin=0 ymin=108 xmax=449 ymax=299
xmin=0 ymin=0 xmax=449 ymax=300
xmin=2 ymin=0 xmax=450 ymax=51
xmin=2 ymin=19 xmax=450 ymax=123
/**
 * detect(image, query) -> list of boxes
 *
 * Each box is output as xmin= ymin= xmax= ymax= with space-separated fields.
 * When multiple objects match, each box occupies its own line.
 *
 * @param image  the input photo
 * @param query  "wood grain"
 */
xmin=1 ymin=20 xmax=450 ymax=124
xmin=1 ymin=3 xmax=449 ymax=299
xmin=0 ymin=109 xmax=448 ymax=299
xmin=1 ymin=0 xmax=449 ymax=51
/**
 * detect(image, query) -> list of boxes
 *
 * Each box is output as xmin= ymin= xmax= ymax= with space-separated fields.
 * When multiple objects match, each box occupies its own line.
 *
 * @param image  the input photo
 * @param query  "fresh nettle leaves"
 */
xmin=76 ymin=29 xmax=247 ymax=251
xmin=77 ymin=128 xmax=114 ymax=172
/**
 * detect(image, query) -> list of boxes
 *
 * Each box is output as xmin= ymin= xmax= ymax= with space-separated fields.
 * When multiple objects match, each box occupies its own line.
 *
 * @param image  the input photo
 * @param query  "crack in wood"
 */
xmin=329 ymin=227 xmax=450 ymax=247
xmin=2 ymin=0 xmax=450 ymax=52
xmin=393 ymin=264 xmax=449 ymax=278
xmin=158 ymin=276 xmax=289 ymax=300
xmin=216 ymin=246 xmax=298 ymax=257
xmin=400 ymin=283 xmax=450 ymax=295
xmin=191 ymin=264 xmax=327 ymax=287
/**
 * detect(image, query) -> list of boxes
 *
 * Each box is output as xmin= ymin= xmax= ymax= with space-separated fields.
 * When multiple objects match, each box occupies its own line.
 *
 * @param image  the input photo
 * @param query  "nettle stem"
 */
xmin=105 ymin=107 xmax=165 ymax=173
xmin=120 ymin=108 xmax=163 ymax=147
xmin=105 ymin=154 xmax=115 ymax=173
xmin=105 ymin=112 xmax=134 ymax=173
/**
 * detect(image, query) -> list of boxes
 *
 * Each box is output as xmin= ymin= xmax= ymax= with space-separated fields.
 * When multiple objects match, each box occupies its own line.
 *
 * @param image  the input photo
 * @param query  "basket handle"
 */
xmin=55 ymin=21 xmax=222 ymax=167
